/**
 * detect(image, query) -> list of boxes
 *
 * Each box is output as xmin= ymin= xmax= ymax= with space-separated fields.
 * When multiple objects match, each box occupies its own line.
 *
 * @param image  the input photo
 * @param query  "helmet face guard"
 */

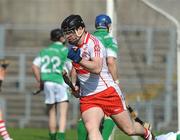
xmin=95 ymin=14 xmax=112 ymax=29
xmin=61 ymin=15 xmax=85 ymax=34
xmin=61 ymin=15 xmax=85 ymax=45
xmin=63 ymin=30 xmax=76 ymax=36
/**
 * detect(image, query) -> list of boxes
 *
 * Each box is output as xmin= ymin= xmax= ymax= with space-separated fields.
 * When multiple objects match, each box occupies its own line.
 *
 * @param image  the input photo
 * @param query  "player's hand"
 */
xmin=71 ymin=85 xmax=80 ymax=98
xmin=0 ymin=59 xmax=10 ymax=69
xmin=67 ymin=47 xmax=82 ymax=63
xmin=36 ymin=81 xmax=44 ymax=90
xmin=39 ymin=81 xmax=44 ymax=90
xmin=0 ymin=80 xmax=2 ymax=92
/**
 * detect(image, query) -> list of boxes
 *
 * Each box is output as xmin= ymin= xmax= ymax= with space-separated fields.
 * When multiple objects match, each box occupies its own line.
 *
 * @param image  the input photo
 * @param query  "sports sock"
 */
xmin=56 ymin=132 xmax=65 ymax=140
xmin=144 ymin=128 xmax=154 ymax=140
xmin=49 ymin=132 xmax=56 ymax=140
xmin=77 ymin=119 xmax=88 ymax=140
xmin=0 ymin=120 xmax=11 ymax=140
xmin=101 ymin=118 xmax=115 ymax=140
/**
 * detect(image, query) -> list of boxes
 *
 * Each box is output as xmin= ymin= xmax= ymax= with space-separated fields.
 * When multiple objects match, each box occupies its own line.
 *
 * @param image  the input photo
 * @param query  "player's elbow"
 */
xmin=94 ymin=58 xmax=103 ymax=74
xmin=93 ymin=62 xmax=103 ymax=74
xmin=93 ymin=67 xmax=102 ymax=74
xmin=107 ymin=57 xmax=116 ymax=66
xmin=32 ymin=64 xmax=40 ymax=76
xmin=32 ymin=64 xmax=37 ymax=72
xmin=32 ymin=65 xmax=35 ymax=72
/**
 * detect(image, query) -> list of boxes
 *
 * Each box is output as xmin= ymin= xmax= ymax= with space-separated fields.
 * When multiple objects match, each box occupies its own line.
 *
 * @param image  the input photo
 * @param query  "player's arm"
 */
xmin=62 ymin=66 xmax=80 ymax=98
xmin=67 ymin=46 xmax=103 ymax=74
xmin=32 ymin=64 xmax=40 ymax=82
xmin=79 ymin=57 xmax=103 ymax=74
xmin=107 ymin=56 xmax=118 ymax=82
xmin=32 ymin=63 xmax=44 ymax=90
xmin=0 ymin=59 xmax=10 ymax=91
xmin=70 ymin=66 xmax=77 ymax=86
xmin=32 ymin=55 xmax=41 ymax=82
xmin=0 ymin=67 xmax=6 ymax=81
xmin=79 ymin=44 xmax=103 ymax=74
xmin=69 ymin=67 xmax=80 ymax=98
xmin=31 ymin=56 xmax=44 ymax=90
xmin=106 ymin=37 xmax=120 ymax=83
xmin=0 ymin=59 xmax=10 ymax=80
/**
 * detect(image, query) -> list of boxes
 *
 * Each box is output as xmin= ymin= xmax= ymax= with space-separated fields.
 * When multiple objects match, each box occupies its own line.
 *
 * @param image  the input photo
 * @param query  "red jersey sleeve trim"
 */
xmin=90 ymin=35 xmax=101 ymax=57
xmin=72 ymin=62 xmax=89 ymax=74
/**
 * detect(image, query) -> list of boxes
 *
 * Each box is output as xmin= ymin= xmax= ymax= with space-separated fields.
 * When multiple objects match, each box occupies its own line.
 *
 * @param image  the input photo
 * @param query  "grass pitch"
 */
xmin=8 ymin=127 xmax=152 ymax=140
xmin=9 ymin=128 xmax=78 ymax=140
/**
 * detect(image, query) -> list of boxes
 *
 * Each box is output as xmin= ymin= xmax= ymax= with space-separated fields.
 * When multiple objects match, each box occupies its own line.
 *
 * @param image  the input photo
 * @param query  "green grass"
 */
xmin=8 ymin=127 xmax=158 ymax=140
xmin=8 ymin=128 xmax=78 ymax=140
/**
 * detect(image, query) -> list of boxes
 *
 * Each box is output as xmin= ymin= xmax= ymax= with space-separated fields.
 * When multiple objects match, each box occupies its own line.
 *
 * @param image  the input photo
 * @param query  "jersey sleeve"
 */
xmin=106 ymin=36 xmax=118 ymax=58
xmin=89 ymin=38 xmax=104 ymax=59
xmin=33 ymin=56 xmax=41 ymax=67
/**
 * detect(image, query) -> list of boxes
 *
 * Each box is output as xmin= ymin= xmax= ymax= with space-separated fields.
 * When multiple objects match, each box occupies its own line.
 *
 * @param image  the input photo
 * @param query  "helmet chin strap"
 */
xmin=73 ymin=28 xmax=85 ymax=45
xmin=75 ymin=28 xmax=85 ymax=37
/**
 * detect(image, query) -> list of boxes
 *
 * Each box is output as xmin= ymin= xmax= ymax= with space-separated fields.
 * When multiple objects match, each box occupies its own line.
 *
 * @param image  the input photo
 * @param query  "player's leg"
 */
xmin=111 ymin=110 xmax=154 ymax=140
xmin=101 ymin=116 xmax=115 ymax=140
xmin=109 ymin=86 xmax=154 ymax=140
xmin=44 ymin=82 xmax=57 ymax=140
xmin=56 ymin=101 xmax=69 ymax=140
xmin=55 ymin=83 xmax=69 ymax=140
xmin=0 ymin=109 xmax=13 ymax=140
xmin=82 ymin=107 xmax=104 ymax=140
xmin=77 ymin=118 xmax=88 ymax=140
xmin=77 ymin=116 xmax=114 ymax=140
xmin=47 ymin=104 xmax=57 ymax=140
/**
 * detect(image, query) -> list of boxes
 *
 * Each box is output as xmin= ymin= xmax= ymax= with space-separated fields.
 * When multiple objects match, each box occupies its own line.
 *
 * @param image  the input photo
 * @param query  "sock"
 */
xmin=56 ymin=132 xmax=65 ymax=140
xmin=0 ymin=120 xmax=11 ymax=140
xmin=49 ymin=132 xmax=56 ymax=140
xmin=77 ymin=119 xmax=88 ymax=140
xmin=144 ymin=128 xmax=151 ymax=139
xmin=101 ymin=119 xmax=115 ymax=140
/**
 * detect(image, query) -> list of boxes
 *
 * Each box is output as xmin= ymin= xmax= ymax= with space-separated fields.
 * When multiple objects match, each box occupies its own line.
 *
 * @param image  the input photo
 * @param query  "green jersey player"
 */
xmin=93 ymin=14 xmax=119 ymax=83
xmin=32 ymin=28 xmax=70 ymax=140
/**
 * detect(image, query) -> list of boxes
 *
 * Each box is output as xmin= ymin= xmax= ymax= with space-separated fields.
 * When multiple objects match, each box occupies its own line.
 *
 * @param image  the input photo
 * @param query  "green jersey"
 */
xmin=93 ymin=29 xmax=118 ymax=57
xmin=38 ymin=42 xmax=68 ymax=84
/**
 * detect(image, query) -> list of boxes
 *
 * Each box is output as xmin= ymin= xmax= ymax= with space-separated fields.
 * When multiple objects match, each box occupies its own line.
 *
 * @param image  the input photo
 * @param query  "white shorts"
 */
xmin=156 ymin=132 xmax=177 ymax=140
xmin=43 ymin=81 xmax=69 ymax=104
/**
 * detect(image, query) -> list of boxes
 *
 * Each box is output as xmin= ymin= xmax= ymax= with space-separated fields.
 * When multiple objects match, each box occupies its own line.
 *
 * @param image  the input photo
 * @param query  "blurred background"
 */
xmin=0 ymin=0 xmax=179 ymax=138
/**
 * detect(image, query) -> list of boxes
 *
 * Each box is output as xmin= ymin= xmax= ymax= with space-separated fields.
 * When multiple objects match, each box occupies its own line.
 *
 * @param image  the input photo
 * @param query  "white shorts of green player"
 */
xmin=155 ymin=131 xmax=180 ymax=140
xmin=43 ymin=81 xmax=69 ymax=104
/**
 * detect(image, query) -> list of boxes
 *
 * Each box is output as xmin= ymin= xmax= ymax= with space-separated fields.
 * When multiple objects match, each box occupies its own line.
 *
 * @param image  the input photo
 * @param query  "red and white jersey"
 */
xmin=72 ymin=32 xmax=118 ymax=96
